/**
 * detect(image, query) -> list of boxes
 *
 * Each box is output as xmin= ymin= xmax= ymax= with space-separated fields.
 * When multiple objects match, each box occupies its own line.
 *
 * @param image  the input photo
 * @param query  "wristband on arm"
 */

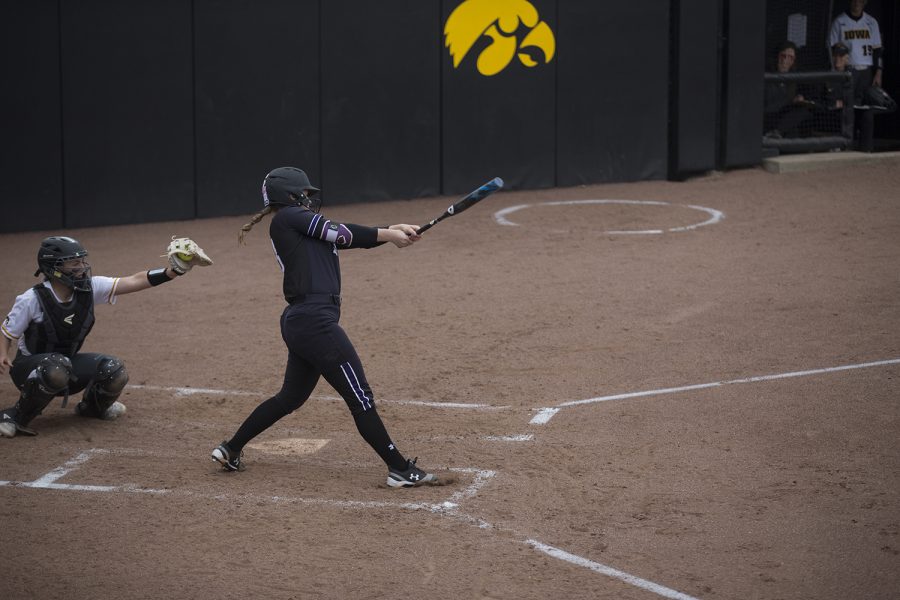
xmin=147 ymin=268 xmax=177 ymax=286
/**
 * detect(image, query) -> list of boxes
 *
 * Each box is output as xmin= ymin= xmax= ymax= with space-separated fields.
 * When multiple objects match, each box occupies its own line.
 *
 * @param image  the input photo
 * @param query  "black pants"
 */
xmin=227 ymin=299 xmax=406 ymax=470
xmin=851 ymin=67 xmax=874 ymax=106
xmin=3 ymin=351 xmax=116 ymax=426
xmin=9 ymin=351 xmax=111 ymax=397
xmin=276 ymin=301 xmax=375 ymax=415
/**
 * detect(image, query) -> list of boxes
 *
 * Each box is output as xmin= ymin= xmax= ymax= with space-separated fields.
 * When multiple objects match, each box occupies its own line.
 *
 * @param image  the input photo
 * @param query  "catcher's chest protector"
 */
xmin=24 ymin=285 xmax=96 ymax=357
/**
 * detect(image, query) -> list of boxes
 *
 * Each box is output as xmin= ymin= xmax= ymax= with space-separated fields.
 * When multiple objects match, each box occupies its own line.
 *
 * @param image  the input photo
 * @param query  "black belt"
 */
xmin=287 ymin=293 xmax=341 ymax=306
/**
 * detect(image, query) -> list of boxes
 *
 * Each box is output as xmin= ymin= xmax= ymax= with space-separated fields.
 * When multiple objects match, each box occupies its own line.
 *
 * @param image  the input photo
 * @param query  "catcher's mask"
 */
xmin=34 ymin=236 xmax=92 ymax=292
xmin=262 ymin=167 xmax=322 ymax=213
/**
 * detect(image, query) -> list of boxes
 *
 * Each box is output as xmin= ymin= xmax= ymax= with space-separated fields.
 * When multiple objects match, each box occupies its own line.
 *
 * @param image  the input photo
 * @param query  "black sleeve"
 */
xmin=281 ymin=207 xmax=380 ymax=248
xmin=873 ymin=47 xmax=883 ymax=71
xmin=342 ymin=223 xmax=381 ymax=248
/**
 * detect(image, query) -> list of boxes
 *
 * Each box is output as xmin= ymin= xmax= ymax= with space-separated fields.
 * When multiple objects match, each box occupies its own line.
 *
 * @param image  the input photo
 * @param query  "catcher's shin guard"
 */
xmin=15 ymin=354 xmax=74 ymax=427
xmin=79 ymin=357 xmax=128 ymax=418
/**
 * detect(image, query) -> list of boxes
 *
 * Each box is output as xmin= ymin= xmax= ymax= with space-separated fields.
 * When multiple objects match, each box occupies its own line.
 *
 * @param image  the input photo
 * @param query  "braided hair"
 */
xmin=238 ymin=205 xmax=276 ymax=245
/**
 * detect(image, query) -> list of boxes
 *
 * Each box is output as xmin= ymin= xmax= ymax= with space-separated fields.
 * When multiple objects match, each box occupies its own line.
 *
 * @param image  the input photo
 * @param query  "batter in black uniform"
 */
xmin=211 ymin=167 xmax=438 ymax=488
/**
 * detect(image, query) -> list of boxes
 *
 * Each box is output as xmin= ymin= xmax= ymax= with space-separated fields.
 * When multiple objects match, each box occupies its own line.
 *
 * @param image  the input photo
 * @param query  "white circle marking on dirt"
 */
xmin=493 ymin=199 xmax=724 ymax=234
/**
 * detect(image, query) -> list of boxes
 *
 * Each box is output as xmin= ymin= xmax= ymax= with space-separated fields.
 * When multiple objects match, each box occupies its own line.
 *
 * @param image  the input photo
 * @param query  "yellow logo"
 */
xmin=445 ymin=0 xmax=556 ymax=76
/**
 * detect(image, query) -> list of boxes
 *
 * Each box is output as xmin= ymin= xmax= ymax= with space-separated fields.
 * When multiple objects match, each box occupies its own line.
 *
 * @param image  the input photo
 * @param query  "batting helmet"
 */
xmin=34 ymin=236 xmax=92 ymax=291
xmin=262 ymin=167 xmax=321 ymax=212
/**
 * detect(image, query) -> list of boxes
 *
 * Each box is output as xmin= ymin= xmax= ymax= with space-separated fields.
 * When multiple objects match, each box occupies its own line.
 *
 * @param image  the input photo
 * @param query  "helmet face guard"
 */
xmin=35 ymin=236 xmax=92 ymax=292
xmin=295 ymin=190 xmax=322 ymax=214
xmin=262 ymin=167 xmax=322 ymax=212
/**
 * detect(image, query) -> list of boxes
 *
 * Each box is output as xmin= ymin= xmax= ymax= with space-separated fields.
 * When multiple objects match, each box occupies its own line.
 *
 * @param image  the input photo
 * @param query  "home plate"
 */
xmin=246 ymin=438 xmax=330 ymax=456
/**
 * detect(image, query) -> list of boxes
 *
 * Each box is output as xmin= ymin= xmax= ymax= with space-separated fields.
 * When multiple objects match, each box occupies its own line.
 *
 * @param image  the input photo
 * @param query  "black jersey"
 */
xmin=269 ymin=205 xmax=381 ymax=302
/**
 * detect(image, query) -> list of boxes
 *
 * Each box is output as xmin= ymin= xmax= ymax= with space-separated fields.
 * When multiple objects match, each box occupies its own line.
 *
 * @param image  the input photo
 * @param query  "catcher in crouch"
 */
xmin=0 ymin=235 xmax=212 ymax=438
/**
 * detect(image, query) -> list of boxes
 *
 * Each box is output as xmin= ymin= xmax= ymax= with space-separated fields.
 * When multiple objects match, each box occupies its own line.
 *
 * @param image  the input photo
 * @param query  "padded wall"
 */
xmin=557 ymin=0 xmax=670 ymax=185
xmin=441 ymin=0 xmax=556 ymax=194
xmin=194 ymin=0 xmax=320 ymax=218
xmin=60 ymin=0 xmax=194 ymax=228
xmin=321 ymin=1 xmax=440 ymax=204
xmin=671 ymin=0 xmax=720 ymax=177
xmin=882 ymin=1 xmax=900 ymax=140
xmin=0 ymin=1 xmax=63 ymax=233
xmin=1 ymin=1 xmax=778 ymax=233
xmin=723 ymin=0 xmax=766 ymax=168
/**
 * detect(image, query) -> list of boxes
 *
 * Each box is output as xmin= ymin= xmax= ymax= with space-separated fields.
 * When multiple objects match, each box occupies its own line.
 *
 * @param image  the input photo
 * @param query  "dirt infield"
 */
xmin=1 ymin=162 xmax=898 ymax=600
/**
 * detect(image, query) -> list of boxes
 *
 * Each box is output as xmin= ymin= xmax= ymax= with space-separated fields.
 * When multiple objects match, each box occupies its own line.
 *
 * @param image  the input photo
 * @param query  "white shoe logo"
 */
xmin=64 ymin=314 xmax=75 ymax=325
xmin=388 ymin=443 xmax=395 ymax=451
xmin=410 ymin=473 xmax=420 ymax=481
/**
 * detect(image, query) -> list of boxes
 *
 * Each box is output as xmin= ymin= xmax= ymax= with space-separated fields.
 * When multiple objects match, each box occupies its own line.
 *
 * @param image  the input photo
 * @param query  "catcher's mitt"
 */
xmin=165 ymin=236 xmax=213 ymax=274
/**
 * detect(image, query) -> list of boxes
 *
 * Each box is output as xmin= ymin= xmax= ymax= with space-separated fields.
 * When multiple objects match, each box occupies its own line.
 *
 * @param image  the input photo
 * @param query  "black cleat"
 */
xmin=211 ymin=441 xmax=244 ymax=472
xmin=0 ymin=413 xmax=17 ymax=438
xmin=387 ymin=457 xmax=438 ymax=488
xmin=0 ymin=411 xmax=37 ymax=438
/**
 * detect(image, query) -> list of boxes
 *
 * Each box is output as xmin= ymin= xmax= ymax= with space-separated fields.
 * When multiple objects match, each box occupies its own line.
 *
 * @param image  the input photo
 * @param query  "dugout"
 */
xmin=6 ymin=0 xmax=895 ymax=233
xmin=764 ymin=0 xmax=900 ymax=154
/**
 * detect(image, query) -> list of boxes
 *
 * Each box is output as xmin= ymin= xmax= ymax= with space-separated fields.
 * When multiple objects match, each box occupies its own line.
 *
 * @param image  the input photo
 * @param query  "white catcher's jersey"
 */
xmin=829 ymin=12 xmax=882 ymax=69
xmin=1 ymin=276 xmax=119 ymax=355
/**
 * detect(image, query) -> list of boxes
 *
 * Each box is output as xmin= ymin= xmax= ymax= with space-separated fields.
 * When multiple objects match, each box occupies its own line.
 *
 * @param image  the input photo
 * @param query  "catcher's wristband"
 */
xmin=147 ymin=268 xmax=178 ymax=286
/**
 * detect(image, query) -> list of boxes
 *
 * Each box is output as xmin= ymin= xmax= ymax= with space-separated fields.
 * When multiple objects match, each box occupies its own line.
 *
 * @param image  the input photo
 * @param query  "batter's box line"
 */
xmin=0 ymin=449 xmax=167 ymax=494
xmin=128 ymin=384 xmax=509 ymax=410
xmin=0 ymin=448 xmax=495 ymax=514
xmin=530 ymin=356 xmax=900 ymax=425
xmin=0 ymin=449 xmax=699 ymax=599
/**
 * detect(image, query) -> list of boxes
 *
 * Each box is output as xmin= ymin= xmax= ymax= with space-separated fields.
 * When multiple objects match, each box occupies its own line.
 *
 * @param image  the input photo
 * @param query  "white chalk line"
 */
xmin=0 ymin=448 xmax=494 ymax=513
xmin=0 ymin=449 xmax=696 ymax=599
xmin=527 ymin=540 xmax=701 ymax=600
xmin=445 ymin=467 xmax=498 ymax=505
xmin=484 ymin=434 xmax=533 ymax=442
xmin=530 ymin=408 xmax=560 ymax=424
xmin=390 ymin=399 xmax=508 ymax=410
xmin=128 ymin=384 xmax=263 ymax=398
xmin=0 ymin=450 xmax=167 ymax=494
xmin=128 ymin=385 xmax=506 ymax=410
xmin=531 ymin=357 xmax=900 ymax=424
xmin=493 ymin=199 xmax=724 ymax=235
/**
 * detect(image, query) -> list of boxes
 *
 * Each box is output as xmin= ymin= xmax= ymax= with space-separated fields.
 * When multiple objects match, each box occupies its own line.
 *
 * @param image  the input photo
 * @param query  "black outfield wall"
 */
xmin=441 ymin=0 xmax=556 ymax=194
xmin=1 ymin=1 xmax=64 ymax=232
xmin=557 ymin=0 xmax=670 ymax=185
xmin=670 ymin=0 xmax=720 ymax=178
xmin=722 ymin=0 xmax=766 ymax=168
xmin=322 ymin=1 xmax=441 ymax=204
xmin=61 ymin=0 xmax=195 ymax=228
xmin=194 ymin=0 xmax=321 ymax=218
xmin=1 ymin=0 xmax=766 ymax=233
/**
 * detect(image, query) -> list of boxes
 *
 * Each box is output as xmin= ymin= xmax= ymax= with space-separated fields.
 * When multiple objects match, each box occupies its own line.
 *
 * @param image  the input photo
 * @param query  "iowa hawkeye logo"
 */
xmin=445 ymin=0 xmax=556 ymax=76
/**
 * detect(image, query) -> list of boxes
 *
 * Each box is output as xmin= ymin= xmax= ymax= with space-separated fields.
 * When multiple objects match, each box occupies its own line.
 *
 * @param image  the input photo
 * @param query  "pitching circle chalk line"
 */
xmin=493 ymin=199 xmax=724 ymax=235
